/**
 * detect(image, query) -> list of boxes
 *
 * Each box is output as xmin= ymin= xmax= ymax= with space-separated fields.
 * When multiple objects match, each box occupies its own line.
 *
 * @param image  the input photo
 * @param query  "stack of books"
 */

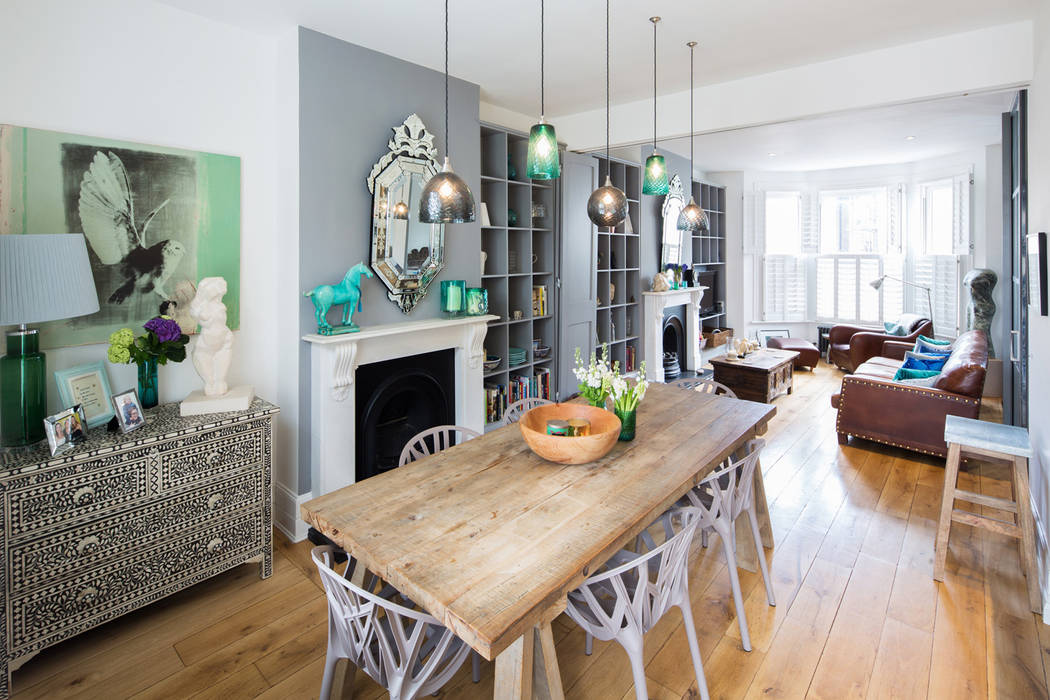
xmin=508 ymin=367 xmax=551 ymax=404
xmin=484 ymin=383 xmax=506 ymax=424
xmin=532 ymin=285 xmax=548 ymax=317
xmin=625 ymin=345 xmax=636 ymax=373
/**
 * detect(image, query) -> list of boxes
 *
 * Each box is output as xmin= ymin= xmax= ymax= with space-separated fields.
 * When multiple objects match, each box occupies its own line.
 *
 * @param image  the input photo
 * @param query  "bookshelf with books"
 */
xmin=480 ymin=123 xmax=559 ymax=430
xmin=690 ymin=180 xmax=728 ymax=361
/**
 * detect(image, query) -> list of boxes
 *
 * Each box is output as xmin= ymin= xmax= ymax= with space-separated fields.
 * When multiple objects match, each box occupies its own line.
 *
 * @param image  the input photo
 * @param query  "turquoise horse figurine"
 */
xmin=304 ymin=262 xmax=374 ymax=334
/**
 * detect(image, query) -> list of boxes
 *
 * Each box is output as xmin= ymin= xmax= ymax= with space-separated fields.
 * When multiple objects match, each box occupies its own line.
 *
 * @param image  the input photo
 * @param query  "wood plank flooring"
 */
xmin=11 ymin=361 xmax=1048 ymax=699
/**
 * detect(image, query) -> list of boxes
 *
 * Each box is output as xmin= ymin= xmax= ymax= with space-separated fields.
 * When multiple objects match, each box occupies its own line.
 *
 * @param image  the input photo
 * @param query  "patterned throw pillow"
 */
xmin=914 ymin=335 xmax=953 ymax=355
xmin=893 ymin=367 xmax=941 ymax=381
xmin=896 ymin=375 xmax=940 ymax=387
xmin=900 ymin=350 xmax=949 ymax=373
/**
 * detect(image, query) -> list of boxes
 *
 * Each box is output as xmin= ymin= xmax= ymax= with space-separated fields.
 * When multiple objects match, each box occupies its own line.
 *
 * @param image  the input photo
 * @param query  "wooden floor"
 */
xmin=12 ymin=361 xmax=1050 ymax=699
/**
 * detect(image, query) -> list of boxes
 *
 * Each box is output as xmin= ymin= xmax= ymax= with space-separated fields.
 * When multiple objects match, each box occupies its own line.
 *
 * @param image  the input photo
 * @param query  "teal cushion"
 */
xmin=894 ymin=367 xmax=941 ymax=381
xmin=901 ymin=350 xmax=949 ymax=373
xmin=914 ymin=335 xmax=953 ymax=354
xmin=883 ymin=322 xmax=908 ymax=336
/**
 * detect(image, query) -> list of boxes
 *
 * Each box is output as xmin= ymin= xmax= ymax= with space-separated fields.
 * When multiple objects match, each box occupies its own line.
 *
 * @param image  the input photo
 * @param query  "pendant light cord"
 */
xmin=605 ymin=0 xmax=610 ymax=164
xmin=445 ymin=0 xmax=450 ymax=155
xmin=652 ymin=20 xmax=657 ymax=153
xmin=540 ymin=0 xmax=545 ymax=118
xmin=689 ymin=42 xmax=694 ymax=176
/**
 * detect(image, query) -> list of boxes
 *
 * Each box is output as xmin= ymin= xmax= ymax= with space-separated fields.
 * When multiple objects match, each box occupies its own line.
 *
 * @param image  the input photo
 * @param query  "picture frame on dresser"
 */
xmin=54 ymin=362 xmax=114 ymax=428
xmin=112 ymin=388 xmax=147 ymax=433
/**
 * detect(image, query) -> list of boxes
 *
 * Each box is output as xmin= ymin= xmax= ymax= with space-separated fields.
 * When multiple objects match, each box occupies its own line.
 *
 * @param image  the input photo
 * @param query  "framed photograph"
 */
xmin=43 ymin=405 xmax=86 ymax=456
xmin=112 ymin=389 xmax=147 ymax=434
xmin=1029 ymin=232 xmax=1048 ymax=317
xmin=54 ymin=362 xmax=114 ymax=428
xmin=757 ymin=329 xmax=790 ymax=347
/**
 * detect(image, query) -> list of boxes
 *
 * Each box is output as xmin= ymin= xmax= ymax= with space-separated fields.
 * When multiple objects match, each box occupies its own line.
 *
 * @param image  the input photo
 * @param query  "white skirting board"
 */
xmin=273 ymin=483 xmax=312 ymax=542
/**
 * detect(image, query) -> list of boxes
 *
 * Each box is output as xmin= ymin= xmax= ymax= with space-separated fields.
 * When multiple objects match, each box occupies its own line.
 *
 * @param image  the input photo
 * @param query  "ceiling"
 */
xmin=157 ymin=0 xmax=1036 ymax=119
xmin=649 ymin=91 xmax=1015 ymax=172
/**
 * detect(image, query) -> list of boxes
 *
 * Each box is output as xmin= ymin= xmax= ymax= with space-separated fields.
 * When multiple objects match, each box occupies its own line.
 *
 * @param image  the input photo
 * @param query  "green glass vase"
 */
xmin=615 ymin=407 xmax=636 ymax=441
xmin=137 ymin=358 xmax=159 ymax=409
xmin=1 ymin=330 xmax=46 ymax=448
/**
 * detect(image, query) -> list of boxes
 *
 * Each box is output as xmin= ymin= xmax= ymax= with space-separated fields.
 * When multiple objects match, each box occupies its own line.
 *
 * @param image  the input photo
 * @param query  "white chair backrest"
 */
xmin=671 ymin=378 xmax=737 ymax=398
xmin=312 ymin=546 xmax=470 ymax=699
xmin=503 ymin=397 xmax=553 ymax=425
xmin=398 ymin=425 xmax=481 ymax=467
xmin=687 ymin=439 xmax=764 ymax=524
xmin=568 ymin=507 xmax=701 ymax=637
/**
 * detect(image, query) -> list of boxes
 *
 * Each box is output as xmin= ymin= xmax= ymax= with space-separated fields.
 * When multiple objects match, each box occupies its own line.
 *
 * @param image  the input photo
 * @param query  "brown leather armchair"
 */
xmin=828 ymin=313 xmax=934 ymax=373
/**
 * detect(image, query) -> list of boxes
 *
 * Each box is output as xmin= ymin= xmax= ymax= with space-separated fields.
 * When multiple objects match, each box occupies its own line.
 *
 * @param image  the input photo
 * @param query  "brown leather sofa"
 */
xmin=831 ymin=330 xmax=988 ymax=457
xmin=828 ymin=314 xmax=934 ymax=373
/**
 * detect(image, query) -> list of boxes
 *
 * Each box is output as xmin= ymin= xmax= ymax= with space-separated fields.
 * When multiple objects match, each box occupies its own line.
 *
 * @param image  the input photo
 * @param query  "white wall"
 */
xmin=1024 ymin=3 xmax=1050 ymax=619
xmin=0 ymin=1 xmax=299 ymax=497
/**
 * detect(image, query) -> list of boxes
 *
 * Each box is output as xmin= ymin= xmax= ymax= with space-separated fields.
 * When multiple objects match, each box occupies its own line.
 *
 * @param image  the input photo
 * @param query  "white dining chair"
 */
xmin=503 ymin=397 xmax=553 ymax=425
xmin=681 ymin=439 xmax=775 ymax=652
xmin=565 ymin=507 xmax=711 ymax=700
xmin=398 ymin=425 xmax=481 ymax=466
xmin=312 ymin=545 xmax=472 ymax=700
xmin=672 ymin=377 xmax=737 ymax=398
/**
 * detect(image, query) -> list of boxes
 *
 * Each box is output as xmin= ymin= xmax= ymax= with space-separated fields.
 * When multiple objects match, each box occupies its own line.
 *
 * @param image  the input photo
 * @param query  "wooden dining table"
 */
xmin=301 ymin=382 xmax=776 ymax=699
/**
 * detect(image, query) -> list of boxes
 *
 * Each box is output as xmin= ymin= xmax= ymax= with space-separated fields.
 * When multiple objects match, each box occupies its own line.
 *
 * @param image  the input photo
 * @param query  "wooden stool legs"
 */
xmin=934 ymin=443 xmax=1042 ymax=614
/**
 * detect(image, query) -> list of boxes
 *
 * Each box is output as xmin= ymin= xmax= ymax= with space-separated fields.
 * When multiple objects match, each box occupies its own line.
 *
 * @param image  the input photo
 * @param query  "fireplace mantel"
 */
xmin=303 ymin=315 xmax=497 ymax=498
xmin=642 ymin=287 xmax=706 ymax=383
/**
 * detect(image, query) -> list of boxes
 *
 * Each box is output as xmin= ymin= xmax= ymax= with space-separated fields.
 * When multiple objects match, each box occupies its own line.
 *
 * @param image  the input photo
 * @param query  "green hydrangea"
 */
xmin=107 ymin=344 xmax=131 ymax=364
xmin=109 ymin=328 xmax=134 ymax=347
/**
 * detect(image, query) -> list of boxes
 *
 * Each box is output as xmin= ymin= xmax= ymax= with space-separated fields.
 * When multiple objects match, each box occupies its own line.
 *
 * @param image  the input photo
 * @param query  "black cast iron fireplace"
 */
xmin=663 ymin=315 xmax=684 ymax=380
xmin=354 ymin=349 xmax=455 ymax=482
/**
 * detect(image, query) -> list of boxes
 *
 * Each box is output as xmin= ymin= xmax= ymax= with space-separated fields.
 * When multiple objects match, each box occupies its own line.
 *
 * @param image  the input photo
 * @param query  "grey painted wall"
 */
xmin=298 ymin=28 xmax=481 ymax=494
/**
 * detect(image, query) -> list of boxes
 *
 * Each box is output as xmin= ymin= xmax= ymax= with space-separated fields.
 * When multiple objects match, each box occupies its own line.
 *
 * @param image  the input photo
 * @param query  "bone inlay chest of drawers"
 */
xmin=0 ymin=399 xmax=278 ymax=697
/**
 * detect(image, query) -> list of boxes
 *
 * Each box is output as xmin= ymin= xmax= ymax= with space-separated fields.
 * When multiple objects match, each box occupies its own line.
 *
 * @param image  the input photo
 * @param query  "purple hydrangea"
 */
xmin=144 ymin=316 xmax=182 ymax=343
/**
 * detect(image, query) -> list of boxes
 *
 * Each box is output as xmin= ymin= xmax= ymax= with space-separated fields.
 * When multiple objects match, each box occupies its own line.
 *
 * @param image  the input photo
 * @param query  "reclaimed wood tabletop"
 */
xmin=301 ymin=382 xmax=776 ymax=699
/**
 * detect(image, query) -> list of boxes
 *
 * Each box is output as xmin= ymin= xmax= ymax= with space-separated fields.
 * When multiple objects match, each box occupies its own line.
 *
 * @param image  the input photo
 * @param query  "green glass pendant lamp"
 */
xmin=419 ymin=0 xmax=476 ymax=224
xmin=526 ymin=0 xmax=560 ymax=180
xmin=677 ymin=41 xmax=709 ymax=233
xmin=642 ymin=16 xmax=669 ymax=196
xmin=587 ymin=0 xmax=628 ymax=229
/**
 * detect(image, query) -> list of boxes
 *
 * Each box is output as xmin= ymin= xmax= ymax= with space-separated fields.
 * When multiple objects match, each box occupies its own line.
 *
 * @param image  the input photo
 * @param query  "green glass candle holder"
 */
xmin=440 ymin=280 xmax=466 ymax=317
xmin=466 ymin=287 xmax=489 ymax=316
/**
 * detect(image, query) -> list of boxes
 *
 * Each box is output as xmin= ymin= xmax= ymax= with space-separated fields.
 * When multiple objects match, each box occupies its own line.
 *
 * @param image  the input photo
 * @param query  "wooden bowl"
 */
xmin=519 ymin=403 xmax=621 ymax=465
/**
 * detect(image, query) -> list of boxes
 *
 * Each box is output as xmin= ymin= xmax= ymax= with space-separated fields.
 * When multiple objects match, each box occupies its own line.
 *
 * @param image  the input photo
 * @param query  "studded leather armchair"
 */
xmin=827 ymin=314 xmax=933 ymax=373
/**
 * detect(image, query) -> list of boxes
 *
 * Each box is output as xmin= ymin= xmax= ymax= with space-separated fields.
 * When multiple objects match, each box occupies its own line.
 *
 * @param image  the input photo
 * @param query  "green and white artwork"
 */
xmin=0 ymin=124 xmax=240 ymax=348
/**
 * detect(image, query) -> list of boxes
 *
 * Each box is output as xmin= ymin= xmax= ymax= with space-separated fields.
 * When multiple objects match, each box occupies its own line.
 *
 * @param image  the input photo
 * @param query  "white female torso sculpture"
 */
xmin=180 ymin=276 xmax=254 ymax=415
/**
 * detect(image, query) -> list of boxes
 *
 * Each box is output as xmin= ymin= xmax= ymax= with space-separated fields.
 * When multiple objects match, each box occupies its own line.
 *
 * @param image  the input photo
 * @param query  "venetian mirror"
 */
xmin=368 ymin=114 xmax=446 ymax=313
xmin=661 ymin=174 xmax=686 ymax=268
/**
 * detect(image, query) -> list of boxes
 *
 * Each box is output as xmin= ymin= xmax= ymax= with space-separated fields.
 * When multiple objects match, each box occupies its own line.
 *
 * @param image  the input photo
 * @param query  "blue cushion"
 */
xmin=900 ymin=350 xmax=949 ymax=373
xmin=894 ymin=367 xmax=941 ymax=381
xmin=883 ymin=322 xmax=908 ymax=336
xmin=914 ymin=336 xmax=953 ymax=355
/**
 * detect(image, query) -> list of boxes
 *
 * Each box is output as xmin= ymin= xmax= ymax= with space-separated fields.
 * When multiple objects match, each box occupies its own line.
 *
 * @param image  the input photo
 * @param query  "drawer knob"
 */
xmin=76 ymin=586 xmax=98 ymax=604
xmin=73 ymin=486 xmax=96 ymax=506
xmin=207 ymin=538 xmax=225 ymax=553
xmin=76 ymin=536 xmax=101 ymax=555
xmin=207 ymin=494 xmax=225 ymax=510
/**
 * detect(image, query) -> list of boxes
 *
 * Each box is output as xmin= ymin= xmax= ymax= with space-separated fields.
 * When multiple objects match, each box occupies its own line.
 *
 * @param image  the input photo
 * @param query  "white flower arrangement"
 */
xmin=573 ymin=344 xmax=615 ymax=406
xmin=610 ymin=361 xmax=648 ymax=413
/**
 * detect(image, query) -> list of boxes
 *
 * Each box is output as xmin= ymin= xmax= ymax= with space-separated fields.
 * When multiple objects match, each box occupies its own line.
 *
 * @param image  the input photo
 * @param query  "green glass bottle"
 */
xmin=1 ymin=329 xmax=47 ymax=448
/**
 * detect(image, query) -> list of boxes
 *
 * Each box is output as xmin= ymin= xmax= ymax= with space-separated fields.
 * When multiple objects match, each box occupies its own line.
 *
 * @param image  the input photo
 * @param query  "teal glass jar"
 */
xmin=137 ymin=357 xmax=159 ymax=409
xmin=440 ymin=280 xmax=466 ymax=317
xmin=0 ymin=329 xmax=46 ymax=448
xmin=615 ymin=407 xmax=636 ymax=441
xmin=466 ymin=287 xmax=488 ymax=316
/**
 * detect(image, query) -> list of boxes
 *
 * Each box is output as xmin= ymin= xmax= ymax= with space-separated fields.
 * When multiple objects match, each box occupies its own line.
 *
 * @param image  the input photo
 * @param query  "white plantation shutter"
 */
xmin=913 ymin=255 xmax=959 ymax=337
xmin=952 ymin=172 xmax=972 ymax=255
xmin=816 ymin=257 xmax=835 ymax=319
xmin=887 ymin=183 xmax=904 ymax=254
xmin=763 ymin=255 xmax=807 ymax=321
xmin=858 ymin=257 xmax=881 ymax=323
xmin=743 ymin=191 xmax=764 ymax=254
xmin=800 ymin=191 xmax=820 ymax=254
xmin=882 ymin=256 xmax=905 ymax=321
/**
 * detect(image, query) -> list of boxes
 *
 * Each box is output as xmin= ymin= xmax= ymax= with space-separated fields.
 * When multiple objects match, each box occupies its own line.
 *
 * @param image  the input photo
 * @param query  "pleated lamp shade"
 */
xmin=0 ymin=234 xmax=100 ymax=325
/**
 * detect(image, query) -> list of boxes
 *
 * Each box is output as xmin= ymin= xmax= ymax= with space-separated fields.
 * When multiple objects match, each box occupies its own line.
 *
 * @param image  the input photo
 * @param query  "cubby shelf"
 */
xmin=691 ymin=180 xmax=729 ymax=360
xmin=480 ymin=123 xmax=560 ymax=427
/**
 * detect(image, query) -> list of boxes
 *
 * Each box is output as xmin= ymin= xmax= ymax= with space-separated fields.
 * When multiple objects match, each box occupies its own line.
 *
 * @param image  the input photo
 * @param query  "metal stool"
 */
xmin=934 ymin=415 xmax=1040 ymax=613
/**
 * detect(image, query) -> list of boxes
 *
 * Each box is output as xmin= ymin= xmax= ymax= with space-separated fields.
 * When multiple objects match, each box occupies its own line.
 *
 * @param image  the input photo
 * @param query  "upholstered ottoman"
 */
xmin=767 ymin=337 xmax=820 ymax=369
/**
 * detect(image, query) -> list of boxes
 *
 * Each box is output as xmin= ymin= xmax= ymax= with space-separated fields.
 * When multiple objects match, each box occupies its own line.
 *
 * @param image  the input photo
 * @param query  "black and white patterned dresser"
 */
xmin=0 ymin=399 xmax=278 ymax=697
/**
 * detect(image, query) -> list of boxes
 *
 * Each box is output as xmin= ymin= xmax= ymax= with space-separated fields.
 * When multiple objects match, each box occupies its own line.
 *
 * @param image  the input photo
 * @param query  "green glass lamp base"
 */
xmin=1 ymin=328 xmax=47 ymax=449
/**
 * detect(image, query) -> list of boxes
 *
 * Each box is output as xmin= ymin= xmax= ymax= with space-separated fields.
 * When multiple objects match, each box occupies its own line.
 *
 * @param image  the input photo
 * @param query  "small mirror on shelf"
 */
xmin=367 ymin=114 xmax=446 ymax=314
xmin=661 ymin=174 xmax=685 ymax=269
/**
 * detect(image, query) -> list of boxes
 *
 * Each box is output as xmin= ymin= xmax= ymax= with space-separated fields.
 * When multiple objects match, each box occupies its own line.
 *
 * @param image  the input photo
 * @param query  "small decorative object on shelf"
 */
xmin=480 ymin=250 xmax=487 ymax=276
xmin=480 ymin=202 xmax=491 ymax=227
xmin=440 ymin=279 xmax=466 ymax=317
xmin=182 ymin=277 xmax=255 ymax=416
xmin=466 ymin=287 xmax=489 ymax=316
xmin=304 ymin=262 xmax=373 ymax=335
xmin=106 ymin=314 xmax=190 ymax=410
xmin=508 ymin=207 xmax=518 ymax=227
xmin=573 ymin=344 xmax=615 ymax=408
xmin=652 ymin=271 xmax=671 ymax=292
xmin=507 ymin=154 xmax=517 ymax=181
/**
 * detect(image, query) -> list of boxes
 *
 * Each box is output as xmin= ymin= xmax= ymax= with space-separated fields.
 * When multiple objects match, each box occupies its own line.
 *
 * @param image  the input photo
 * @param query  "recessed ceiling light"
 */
xmin=768 ymin=152 xmax=777 ymax=157
xmin=905 ymin=135 xmax=916 ymax=141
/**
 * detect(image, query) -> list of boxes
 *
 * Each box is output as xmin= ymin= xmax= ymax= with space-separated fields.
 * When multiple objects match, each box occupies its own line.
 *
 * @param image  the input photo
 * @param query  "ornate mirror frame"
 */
xmin=367 ymin=114 xmax=445 ymax=314
xmin=661 ymin=174 xmax=686 ymax=268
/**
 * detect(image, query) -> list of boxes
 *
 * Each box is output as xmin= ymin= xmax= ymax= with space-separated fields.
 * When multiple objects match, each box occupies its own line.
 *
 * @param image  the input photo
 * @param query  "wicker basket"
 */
xmin=702 ymin=327 xmax=733 ymax=348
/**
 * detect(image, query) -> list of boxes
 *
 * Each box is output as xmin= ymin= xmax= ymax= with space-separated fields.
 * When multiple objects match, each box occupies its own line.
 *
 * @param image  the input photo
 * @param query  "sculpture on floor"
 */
xmin=180 ymin=276 xmax=254 ymax=415
xmin=304 ymin=262 xmax=374 ymax=335
xmin=963 ymin=268 xmax=997 ymax=358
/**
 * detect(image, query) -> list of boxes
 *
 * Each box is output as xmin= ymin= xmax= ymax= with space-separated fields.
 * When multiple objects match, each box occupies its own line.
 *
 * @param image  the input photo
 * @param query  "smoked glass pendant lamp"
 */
xmin=526 ymin=0 xmax=560 ymax=180
xmin=642 ymin=16 xmax=669 ymax=196
xmin=419 ymin=0 xmax=476 ymax=224
xmin=678 ymin=41 xmax=709 ymax=233
xmin=587 ymin=0 xmax=628 ymax=229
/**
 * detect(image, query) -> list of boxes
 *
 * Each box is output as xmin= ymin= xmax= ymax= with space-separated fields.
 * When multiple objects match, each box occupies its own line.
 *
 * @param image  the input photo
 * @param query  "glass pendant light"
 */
xmin=677 ymin=41 xmax=709 ymax=233
xmin=420 ymin=0 xmax=476 ymax=224
xmin=392 ymin=200 xmax=409 ymax=220
xmin=642 ymin=16 xmax=669 ymax=196
xmin=587 ymin=0 xmax=628 ymax=229
xmin=526 ymin=0 xmax=560 ymax=180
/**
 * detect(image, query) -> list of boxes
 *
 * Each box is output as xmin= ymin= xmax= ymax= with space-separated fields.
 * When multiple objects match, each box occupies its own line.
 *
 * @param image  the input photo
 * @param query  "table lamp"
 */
xmin=0 ymin=234 xmax=100 ymax=449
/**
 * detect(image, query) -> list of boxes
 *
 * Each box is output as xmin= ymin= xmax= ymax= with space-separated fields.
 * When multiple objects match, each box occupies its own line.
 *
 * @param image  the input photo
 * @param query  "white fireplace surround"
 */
xmin=302 ymin=315 xmax=497 ymax=513
xmin=642 ymin=287 xmax=707 ymax=383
